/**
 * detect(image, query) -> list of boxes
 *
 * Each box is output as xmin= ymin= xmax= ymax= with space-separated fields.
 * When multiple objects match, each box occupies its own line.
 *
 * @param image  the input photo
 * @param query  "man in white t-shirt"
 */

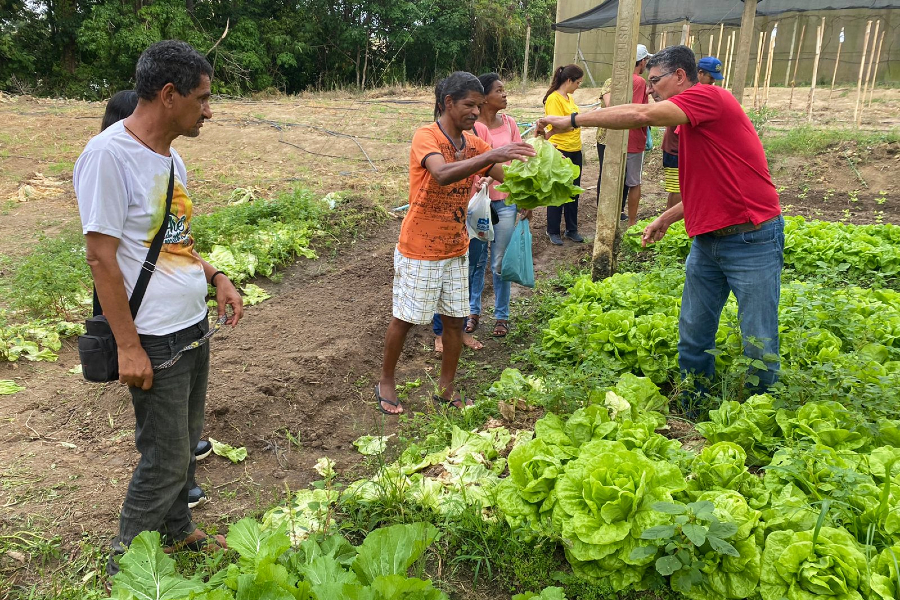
xmin=74 ymin=40 xmax=244 ymax=581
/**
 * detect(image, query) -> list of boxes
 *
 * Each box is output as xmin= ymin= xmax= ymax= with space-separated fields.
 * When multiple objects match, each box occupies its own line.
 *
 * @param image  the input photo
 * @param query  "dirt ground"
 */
xmin=0 ymin=84 xmax=898 ymax=595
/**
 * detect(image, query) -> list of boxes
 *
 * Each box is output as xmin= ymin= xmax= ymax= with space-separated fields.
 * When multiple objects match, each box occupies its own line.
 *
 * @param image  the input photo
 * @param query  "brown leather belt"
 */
xmin=708 ymin=216 xmax=778 ymax=237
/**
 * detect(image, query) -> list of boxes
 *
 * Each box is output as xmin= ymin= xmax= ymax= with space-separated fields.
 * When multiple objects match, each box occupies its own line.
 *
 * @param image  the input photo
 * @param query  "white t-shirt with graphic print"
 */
xmin=74 ymin=120 xmax=208 ymax=336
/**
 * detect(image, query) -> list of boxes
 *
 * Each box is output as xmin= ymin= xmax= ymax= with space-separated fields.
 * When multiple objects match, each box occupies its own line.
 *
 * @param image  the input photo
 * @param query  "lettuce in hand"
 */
xmin=496 ymin=137 xmax=585 ymax=209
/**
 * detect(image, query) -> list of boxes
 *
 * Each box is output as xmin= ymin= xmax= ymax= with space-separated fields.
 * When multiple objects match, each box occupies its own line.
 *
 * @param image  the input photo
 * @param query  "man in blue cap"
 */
xmin=697 ymin=56 xmax=725 ymax=85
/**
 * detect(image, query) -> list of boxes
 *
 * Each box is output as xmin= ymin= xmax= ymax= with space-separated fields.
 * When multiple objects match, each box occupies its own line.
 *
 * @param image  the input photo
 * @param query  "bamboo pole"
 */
xmin=861 ymin=19 xmax=881 ymax=115
xmin=788 ymin=22 xmax=807 ymax=109
xmin=521 ymin=20 xmax=531 ymax=93
xmin=753 ymin=31 xmax=766 ymax=109
xmin=784 ymin=16 xmax=799 ymax=87
xmin=853 ymin=20 xmax=873 ymax=126
xmin=724 ymin=31 xmax=735 ymax=88
xmin=689 ymin=35 xmax=695 ymax=51
xmin=592 ymin=0 xmax=643 ymax=281
xmin=829 ymin=28 xmax=844 ymax=98
xmin=731 ymin=0 xmax=758 ymax=104
xmin=681 ymin=22 xmax=690 ymax=45
xmin=807 ymin=18 xmax=825 ymax=123
xmin=709 ymin=34 xmax=714 ymax=57
xmin=763 ymin=23 xmax=778 ymax=105
xmin=717 ymin=22 xmax=725 ymax=57
xmin=661 ymin=30 xmax=667 ymax=49
xmin=867 ymin=30 xmax=886 ymax=107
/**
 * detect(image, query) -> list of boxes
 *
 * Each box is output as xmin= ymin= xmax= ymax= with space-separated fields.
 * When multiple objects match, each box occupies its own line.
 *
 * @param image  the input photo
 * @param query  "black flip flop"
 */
xmin=433 ymin=393 xmax=474 ymax=410
xmin=375 ymin=384 xmax=403 ymax=415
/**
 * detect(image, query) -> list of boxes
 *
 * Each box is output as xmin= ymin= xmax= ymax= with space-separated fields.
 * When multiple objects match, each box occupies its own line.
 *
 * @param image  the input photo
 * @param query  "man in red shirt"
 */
xmin=537 ymin=45 xmax=783 ymax=406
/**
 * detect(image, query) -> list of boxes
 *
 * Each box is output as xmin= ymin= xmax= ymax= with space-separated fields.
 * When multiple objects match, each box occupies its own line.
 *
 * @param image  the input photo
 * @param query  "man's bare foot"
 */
xmin=434 ymin=336 xmax=443 ymax=353
xmin=463 ymin=333 xmax=484 ymax=350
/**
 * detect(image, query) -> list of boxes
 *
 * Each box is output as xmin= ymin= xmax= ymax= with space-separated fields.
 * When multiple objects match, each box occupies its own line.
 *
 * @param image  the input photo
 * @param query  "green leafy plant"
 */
xmin=495 ymin=137 xmax=585 ymax=210
xmin=634 ymin=500 xmax=745 ymax=597
xmin=210 ymin=438 xmax=248 ymax=463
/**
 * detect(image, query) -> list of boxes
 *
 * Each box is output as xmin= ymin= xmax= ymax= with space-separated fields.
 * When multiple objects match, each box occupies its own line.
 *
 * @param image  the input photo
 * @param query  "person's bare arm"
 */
xmin=641 ymin=202 xmax=685 ymax=246
xmin=85 ymin=232 xmax=153 ymax=390
xmin=538 ymin=101 xmax=689 ymax=136
xmin=424 ymin=143 xmax=535 ymax=186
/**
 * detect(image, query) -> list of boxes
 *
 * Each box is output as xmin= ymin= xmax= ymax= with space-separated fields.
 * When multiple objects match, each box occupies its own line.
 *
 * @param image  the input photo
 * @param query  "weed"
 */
xmin=876 ymin=190 xmax=887 ymax=205
xmin=762 ymin=126 xmax=899 ymax=156
xmin=848 ymin=189 xmax=859 ymax=203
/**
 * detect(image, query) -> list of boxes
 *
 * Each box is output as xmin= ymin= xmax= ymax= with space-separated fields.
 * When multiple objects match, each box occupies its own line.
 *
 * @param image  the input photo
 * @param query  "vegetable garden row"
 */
xmin=104 ymin=213 xmax=900 ymax=599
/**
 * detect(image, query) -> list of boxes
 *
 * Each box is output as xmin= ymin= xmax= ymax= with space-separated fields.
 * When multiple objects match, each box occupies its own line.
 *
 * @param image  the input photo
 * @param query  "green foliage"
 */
xmin=110 ymin=521 xmax=446 ymax=600
xmin=209 ymin=438 xmax=248 ymax=463
xmin=0 ymin=316 xmax=83 ymax=363
xmin=192 ymin=188 xmax=326 ymax=285
xmin=496 ymin=137 xmax=586 ymax=210
xmin=762 ymin=126 xmax=900 ymax=156
xmin=2 ymin=0 xmax=559 ymax=98
xmin=4 ymin=227 xmax=92 ymax=320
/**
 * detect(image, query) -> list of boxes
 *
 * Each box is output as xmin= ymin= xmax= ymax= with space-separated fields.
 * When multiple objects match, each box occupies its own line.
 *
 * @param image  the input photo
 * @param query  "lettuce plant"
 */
xmin=759 ymin=526 xmax=870 ymax=600
xmin=495 ymin=137 xmax=585 ymax=209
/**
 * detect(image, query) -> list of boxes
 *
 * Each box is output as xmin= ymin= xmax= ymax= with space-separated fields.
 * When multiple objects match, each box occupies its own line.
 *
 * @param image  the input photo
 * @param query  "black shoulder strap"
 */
xmin=93 ymin=159 xmax=176 ymax=319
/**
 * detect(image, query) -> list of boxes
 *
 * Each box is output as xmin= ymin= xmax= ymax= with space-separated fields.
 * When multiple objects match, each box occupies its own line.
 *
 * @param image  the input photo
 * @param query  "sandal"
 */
xmin=375 ymin=384 xmax=403 ymax=415
xmin=492 ymin=320 xmax=509 ymax=337
xmin=163 ymin=528 xmax=227 ymax=554
xmin=433 ymin=393 xmax=475 ymax=410
xmin=464 ymin=314 xmax=480 ymax=333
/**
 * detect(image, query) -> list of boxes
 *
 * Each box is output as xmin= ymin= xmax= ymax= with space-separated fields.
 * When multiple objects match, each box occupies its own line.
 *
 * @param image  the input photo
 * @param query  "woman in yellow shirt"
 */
xmin=543 ymin=64 xmax=584 ymax=245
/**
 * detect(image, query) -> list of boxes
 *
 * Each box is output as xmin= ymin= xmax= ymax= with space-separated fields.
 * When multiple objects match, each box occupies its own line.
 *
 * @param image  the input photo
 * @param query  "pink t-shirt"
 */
xmin=667 ymin=84 xmax=781 ymax=237
xmin=472 ymin=115 xmax=522 ymax=202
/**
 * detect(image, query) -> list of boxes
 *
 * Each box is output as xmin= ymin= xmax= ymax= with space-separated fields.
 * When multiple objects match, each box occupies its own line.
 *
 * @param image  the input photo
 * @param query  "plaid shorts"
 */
xmin=393 ymin=247 xmax=469 ymax=325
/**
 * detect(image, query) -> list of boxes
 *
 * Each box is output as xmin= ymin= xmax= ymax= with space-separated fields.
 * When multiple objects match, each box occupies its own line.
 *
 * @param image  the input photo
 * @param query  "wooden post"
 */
xmin=867 ymin=30 xmax=886 ymax=107
xmin=592 ymin=0 xmax=642 ymax=281
xmin=763 ymin=23 xmax=777 ymax=105
xmin=724 ymin=31 xmax=736 ymax=88
xmin=661 ymin=30 xmax=667 ymax=49
xmin=861 ymin=19 xmax=881 ymax=115
xmin=521 ymin=19 xmax=531 ymax=93
xmin=752 ymin=31 xmax=766 ymax=109
xmin=717 ymin=22 xmax=725 ymax=57
xmin=853 ymin=20 xmax=873 ymax=126
xmin=829 ymin=27 xmax=844 ymax=98
xmin=731 ymin=0 xmax=759 ymax=104
xmin=784 ymin=16 xmax=799 ymax=86
xmin=788 ymin=22 xmax=806 ymax=109
xmin=807 ymin=18 xmax=825 ymax=123
xmin=681 ymin=22 xmax=690 ymax=45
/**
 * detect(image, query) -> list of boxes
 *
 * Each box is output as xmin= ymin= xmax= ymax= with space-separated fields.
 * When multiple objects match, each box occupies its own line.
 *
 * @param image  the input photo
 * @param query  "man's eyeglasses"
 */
xmin=648 ymin=71 xmax=675 ymax=86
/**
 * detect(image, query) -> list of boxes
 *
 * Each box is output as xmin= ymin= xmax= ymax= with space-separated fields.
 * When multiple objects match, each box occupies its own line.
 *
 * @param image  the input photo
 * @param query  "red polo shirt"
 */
xmin=667 ymin=84 xmax=781 ymax=237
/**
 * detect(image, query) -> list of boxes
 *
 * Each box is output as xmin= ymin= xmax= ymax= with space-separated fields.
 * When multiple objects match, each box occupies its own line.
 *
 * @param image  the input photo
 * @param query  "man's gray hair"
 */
xmin=647 ymin=45 xmax=699 ymax=84
xmin=135 ymin=40 xmax=213 ymax=101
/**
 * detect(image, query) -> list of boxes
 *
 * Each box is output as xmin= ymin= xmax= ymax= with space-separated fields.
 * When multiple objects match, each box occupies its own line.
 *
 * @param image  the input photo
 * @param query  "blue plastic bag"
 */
xmin=645 ymin=126 xmax=653 ymax=152
xmin=500 ymin=218 xmax=535 ymax=288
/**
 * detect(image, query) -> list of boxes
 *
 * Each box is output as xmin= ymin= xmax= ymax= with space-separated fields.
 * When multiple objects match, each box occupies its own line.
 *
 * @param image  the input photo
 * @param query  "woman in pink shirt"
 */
xmin=467 ymin=73 xmax=531 ymax=338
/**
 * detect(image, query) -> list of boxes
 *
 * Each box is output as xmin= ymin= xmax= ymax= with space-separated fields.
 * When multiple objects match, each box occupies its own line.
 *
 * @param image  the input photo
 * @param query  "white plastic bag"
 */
xmin=466 ymin=183 xmax=494 ymax=242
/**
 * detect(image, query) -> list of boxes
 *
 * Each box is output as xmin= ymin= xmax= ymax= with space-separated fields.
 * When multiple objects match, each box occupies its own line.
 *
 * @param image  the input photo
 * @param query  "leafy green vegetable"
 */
xmin=241 ymin=283 xmax=271 ymax=306
xmin=695 ymin=395 xmax=781 ymax=466
xmin=512 ymin=587 xmax=567 ymax=600
xmin=111 ymin=531 xmax=207 ymax=599
xmin=210 ymin=437 xmax=248 ymax=463
xmin=0 ymin=380 xmax=24 ymax=395
xmin=495 ymin=137 xmax=585 ymax=209
xmin=759 ymin=526 xmax=869 ymax=600
xmin=352 ymin=434 xmax=393 ymax=456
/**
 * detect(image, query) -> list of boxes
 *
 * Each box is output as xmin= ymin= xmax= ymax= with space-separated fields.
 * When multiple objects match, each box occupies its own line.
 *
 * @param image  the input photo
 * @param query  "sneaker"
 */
xmin=564 ymin=231 xmax=584 ymax=243
xmin=187 ymin=485 xmax=208 ymax=509
xmin=620 ymin=212 xmax=628 ymax=221
xmin=194 ymin=440 xmax=212 ymax=461
xmin=547 ymin=232 xmax=563 ymax=246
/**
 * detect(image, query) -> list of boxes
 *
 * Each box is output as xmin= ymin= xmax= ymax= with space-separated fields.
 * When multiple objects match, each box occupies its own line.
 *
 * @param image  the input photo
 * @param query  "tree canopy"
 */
xmin=0 ymin=0 xmax=557 ymax=98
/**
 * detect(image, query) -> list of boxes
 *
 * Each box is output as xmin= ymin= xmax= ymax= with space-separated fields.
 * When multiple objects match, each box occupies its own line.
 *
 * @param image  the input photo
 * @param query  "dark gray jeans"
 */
xmin=107 ymin=317 xmax=209 ymax=575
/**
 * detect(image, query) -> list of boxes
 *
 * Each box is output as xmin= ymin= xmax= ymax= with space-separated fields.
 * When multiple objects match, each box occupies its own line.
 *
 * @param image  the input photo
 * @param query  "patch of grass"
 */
xmin=45 ymin=161 xmax=74 ymax=176
xmin=763 ymin=126 xmax=900 ymax=156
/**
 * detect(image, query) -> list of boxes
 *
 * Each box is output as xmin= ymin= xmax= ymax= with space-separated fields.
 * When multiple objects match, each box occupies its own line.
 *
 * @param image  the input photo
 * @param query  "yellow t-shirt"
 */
xmin=544 ymin=91 xmax=582 ymax=152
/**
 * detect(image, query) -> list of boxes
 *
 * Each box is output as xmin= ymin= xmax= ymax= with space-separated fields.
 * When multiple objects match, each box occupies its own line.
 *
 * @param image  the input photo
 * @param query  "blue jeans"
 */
xmin=469 ymin=201 xmax=517 ymax=321
xmin=678 ymin=215 xmax=784 ymax=392
xmin=108 ymin=318 xmax=210 ymax=575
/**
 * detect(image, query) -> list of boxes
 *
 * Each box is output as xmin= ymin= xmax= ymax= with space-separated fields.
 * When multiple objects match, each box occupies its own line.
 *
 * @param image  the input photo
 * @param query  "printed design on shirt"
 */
xmin=147 ymin=177 xmax=198 ymax=265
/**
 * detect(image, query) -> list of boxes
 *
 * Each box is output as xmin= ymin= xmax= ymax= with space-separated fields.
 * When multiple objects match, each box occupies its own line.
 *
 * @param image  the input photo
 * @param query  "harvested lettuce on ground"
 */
xmin=495 ymin=137 xmax=584 ymax=209
xmin=210 ymin=437 xmax=248 ymax=463
xmin=0 ymin=380 xmax=25 ymax=395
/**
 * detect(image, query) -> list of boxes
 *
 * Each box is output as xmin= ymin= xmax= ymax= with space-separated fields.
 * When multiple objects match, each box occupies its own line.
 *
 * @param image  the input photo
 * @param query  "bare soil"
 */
xmin=0 ymin=85 xmax=897 ymax=596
